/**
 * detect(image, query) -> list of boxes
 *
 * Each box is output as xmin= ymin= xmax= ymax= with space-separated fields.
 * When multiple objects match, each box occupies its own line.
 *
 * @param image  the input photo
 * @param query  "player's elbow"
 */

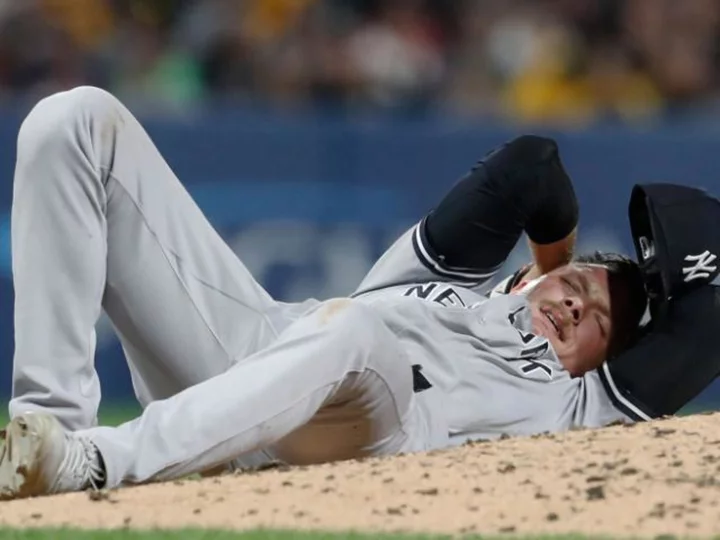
xmin=484 ymin=135 xmax=561 ymax=192
xmin=503 ymin=135 xmax=559 ymax=164
xmin=486 ymin=135 xmax=577 ymax=244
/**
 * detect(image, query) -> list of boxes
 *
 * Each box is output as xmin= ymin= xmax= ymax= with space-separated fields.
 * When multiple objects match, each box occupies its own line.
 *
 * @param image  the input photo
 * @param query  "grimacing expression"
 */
xmin=514 ymin=264 xmax=635 ymax=377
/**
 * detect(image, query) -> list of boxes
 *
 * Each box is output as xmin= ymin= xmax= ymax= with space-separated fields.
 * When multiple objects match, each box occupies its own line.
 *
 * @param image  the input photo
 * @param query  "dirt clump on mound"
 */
xmin=1 ymin=413 xmax=720 ymax=537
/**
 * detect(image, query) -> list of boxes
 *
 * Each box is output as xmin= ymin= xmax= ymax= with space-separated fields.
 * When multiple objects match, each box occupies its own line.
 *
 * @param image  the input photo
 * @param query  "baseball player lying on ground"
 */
xmin=0 ymin=86 xmax=653 ymax=499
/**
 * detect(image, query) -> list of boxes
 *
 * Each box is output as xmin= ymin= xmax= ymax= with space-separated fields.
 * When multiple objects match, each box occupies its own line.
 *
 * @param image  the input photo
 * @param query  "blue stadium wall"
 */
xmin=2 ymin=103 xmax=720 ymax=408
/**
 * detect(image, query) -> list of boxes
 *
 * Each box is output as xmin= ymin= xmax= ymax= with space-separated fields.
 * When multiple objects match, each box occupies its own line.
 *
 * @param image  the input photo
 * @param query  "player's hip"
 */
xmin=228 ymin=298 xmax=323 ymax=365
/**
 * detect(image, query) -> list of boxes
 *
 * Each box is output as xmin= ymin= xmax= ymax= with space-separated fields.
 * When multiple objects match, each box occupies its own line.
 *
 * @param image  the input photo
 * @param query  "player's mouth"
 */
xmin=542 ymin=306 xmax=565 ymax=341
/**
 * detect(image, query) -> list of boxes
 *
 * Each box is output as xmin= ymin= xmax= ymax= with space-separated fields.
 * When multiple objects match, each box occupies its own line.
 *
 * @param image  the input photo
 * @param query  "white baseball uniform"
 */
xmin=9 ymin=87 xmax=635 ymax=489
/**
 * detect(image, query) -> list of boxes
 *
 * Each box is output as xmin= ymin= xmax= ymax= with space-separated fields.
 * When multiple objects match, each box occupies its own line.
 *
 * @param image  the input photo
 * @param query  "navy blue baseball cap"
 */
xmin=600 ymin=183 xmax=720 ymax=419
xmin=629 ymin=183 xmax=720 ymax=319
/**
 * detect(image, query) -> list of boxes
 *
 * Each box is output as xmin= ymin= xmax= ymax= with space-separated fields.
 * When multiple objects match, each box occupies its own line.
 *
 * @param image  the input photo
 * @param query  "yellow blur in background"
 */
xmin=2 ymin=0 xmax=719 ymax=125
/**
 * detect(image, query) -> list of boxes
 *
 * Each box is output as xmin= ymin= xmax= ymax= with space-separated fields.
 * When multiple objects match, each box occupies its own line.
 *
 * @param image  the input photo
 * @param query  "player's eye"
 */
xmin=596 ymin=315 xmax=608 ymax=339
xmin=562 ymin=277 xmax=581 ymax=294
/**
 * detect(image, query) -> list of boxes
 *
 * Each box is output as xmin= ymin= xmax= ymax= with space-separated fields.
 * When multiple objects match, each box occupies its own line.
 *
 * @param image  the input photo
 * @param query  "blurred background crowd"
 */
xmin=4 ymin=1 xmax=720 ymax=408
xmin=2 ymin=0 xmax=720 ymax=124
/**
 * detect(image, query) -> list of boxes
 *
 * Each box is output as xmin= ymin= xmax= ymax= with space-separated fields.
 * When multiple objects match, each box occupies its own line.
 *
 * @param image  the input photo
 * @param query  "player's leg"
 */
xmin=90 ymin=300 xmax=420 ymax=486
xmin=0 ymin=300 xmax=422 ymax=496
xmin=10 ymin=86 xmax=296 ymax=431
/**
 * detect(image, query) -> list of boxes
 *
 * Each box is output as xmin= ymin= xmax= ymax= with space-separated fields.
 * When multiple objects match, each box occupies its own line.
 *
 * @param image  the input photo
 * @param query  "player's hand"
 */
xmin=528 ymin=227 xmax=577 ymax=276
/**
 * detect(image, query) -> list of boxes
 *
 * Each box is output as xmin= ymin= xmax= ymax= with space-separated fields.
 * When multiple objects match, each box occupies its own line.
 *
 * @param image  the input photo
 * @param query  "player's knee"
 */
xmin=17 ymin=86 xmax=120 ymax=162
xmin=27 ymin=86 xmax=119 ymax=124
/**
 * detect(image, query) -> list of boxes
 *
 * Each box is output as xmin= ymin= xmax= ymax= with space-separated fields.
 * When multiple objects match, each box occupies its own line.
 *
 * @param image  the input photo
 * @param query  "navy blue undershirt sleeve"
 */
xmin=418 ymin=135 xmax=579 ymax=275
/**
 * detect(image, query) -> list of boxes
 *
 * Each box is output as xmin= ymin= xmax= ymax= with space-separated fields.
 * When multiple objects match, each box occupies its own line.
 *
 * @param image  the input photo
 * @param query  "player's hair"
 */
xmin=574 ymin=251 xmax=648 ymax=357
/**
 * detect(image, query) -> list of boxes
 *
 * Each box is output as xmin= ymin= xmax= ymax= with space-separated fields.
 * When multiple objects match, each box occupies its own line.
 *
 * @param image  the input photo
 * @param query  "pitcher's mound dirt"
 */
xmin=1 ymin=412 xmax=720 ymax=537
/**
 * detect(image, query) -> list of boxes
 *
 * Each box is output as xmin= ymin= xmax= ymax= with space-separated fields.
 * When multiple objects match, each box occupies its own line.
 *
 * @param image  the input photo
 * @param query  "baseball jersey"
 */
xmin=348 ymin=136 xmax=643 ymax=443
xmin=354 ymin=215 xmax=636 ymax=444
xmin=356 ymin=276 xmax=633 ymax=445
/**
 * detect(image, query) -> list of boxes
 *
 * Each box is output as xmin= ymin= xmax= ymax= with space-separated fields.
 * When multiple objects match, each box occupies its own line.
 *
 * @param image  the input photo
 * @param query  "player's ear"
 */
xmin=492 ymin=263 xmax=548 ymax=296
xmin=511 ymin=276 xmax=546 ymax=295
xmin=510 ymin=281 xmax=528 ymax=293
xmin=490 ymin=264 xmax=529 ymax=296
xmin=499 ymin=264 xmax=536 ymax=295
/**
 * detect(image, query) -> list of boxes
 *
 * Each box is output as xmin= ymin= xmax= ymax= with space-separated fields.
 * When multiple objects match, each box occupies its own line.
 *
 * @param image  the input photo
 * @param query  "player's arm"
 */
xmin=354 ymin=135 xmax=579 ymax=295
xmin=517 ymin=229 xmax=578 ymax=284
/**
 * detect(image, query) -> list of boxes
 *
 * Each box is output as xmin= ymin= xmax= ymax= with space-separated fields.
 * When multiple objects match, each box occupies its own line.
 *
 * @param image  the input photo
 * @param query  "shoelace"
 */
xmin=58 ymin=434 xmax=106 ymax=491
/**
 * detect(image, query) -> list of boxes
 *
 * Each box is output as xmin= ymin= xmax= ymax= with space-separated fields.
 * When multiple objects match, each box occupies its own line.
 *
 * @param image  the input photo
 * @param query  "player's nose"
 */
xmin=563 ymin=296 xmax=585 ymax=324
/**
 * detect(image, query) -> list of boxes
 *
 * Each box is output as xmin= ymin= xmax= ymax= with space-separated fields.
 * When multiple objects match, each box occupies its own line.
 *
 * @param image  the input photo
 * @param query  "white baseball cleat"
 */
xmin=0 ymin=412 xmax=105 ymax=499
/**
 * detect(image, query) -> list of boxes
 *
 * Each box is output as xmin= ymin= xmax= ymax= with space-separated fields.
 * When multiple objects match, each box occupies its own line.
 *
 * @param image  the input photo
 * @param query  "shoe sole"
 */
xmin=0 ymin=414 xmax=62 ymax=500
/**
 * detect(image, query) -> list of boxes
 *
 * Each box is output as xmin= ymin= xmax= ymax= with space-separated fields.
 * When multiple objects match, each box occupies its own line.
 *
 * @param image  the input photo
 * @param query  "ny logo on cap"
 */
xmin=683 ymin=250 xmax=718 ymax=282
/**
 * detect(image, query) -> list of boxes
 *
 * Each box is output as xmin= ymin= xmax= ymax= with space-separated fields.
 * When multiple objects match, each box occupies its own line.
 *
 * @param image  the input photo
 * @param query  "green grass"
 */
xmin=0 ymin=531 xmax=605 ymax=540
xmin=0 ymin=403 xmax=141 ymax=429
xmin=95 ymin=403 xmax=142 ymax=426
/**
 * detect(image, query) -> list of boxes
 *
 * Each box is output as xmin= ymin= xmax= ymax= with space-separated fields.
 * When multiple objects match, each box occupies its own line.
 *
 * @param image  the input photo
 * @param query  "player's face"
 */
xmin=521 ymin=264 xmax=628 ymax=377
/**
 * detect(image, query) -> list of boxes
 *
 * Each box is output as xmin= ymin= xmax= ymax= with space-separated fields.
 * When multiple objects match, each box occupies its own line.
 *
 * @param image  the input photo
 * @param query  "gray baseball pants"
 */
xmin=10 ymin=87 xmax=428 ymax=486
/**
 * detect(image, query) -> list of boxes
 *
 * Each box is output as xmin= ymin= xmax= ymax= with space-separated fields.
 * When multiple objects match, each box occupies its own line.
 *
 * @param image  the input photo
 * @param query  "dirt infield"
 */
xmin=1 ymin=413 xmax=720 ymax=537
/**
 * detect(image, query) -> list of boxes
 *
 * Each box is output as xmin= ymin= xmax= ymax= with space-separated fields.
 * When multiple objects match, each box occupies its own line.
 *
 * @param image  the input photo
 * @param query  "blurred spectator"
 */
xmin=346 ymin=0 xmax=445 ymax=109
xmin=0 ymin=0 xmax=719 ymax=124
xmin=486 ymin=1 xmax=662 ymax=124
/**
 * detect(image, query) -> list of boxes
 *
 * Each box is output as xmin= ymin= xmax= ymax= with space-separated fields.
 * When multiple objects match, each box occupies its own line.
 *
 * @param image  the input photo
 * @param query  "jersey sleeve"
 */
xmin=353 ymin=135 xmax=578 ymax=296
xmin=572 ymin=369 xmax=643 ymax=428
xmin=352 ymin=222 xmax=501 ymax=297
